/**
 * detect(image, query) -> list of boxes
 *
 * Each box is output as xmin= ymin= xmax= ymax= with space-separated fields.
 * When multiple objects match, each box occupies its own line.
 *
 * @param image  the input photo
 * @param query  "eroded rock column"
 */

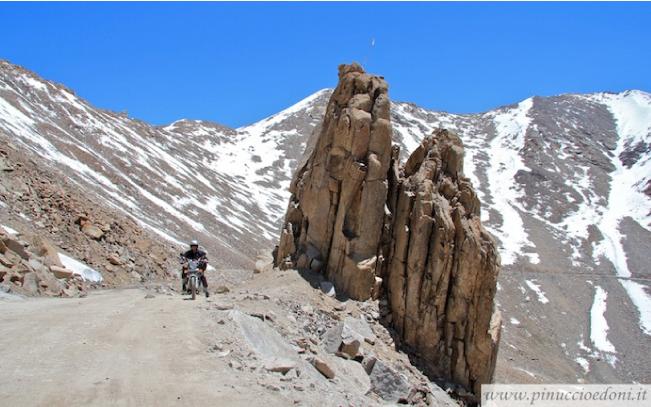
xmin=385 ymin=129 xmax=501 ymax=395
xmin=275 ymin=64 xmax=501 ymax=396
xmin=275 ymin=63 xmax=393 ymax=300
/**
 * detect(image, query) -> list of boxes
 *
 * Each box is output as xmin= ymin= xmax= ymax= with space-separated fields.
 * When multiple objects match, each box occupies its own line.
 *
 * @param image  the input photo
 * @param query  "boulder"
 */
xmin=331 ymin=356 xmax=372 ymax=394
xmin=107 ymin=253 xmax=122 ymax=265
xmin=50 ymin=265 xmax=73 ymax=279
xmin=31 ymin=235 xmax=62 ymax=267
xmin=3 ymin=237 xmax=30 ymax=260
xmin=310 ymin=356 xmax=335 ymax=379
xmin=21 ymin=272 xmax=40 ymax=295
xmin=264 ymin=357 xmax=296 ymax=375
xmin=229 ymin=310 xmax=300 ymax=374
xmin=367 ymin=360 xmax=411 ymax=403
xmin=323 ymin=316 xmax=376 ymax=358
xmin=0 ymin=253 xmax=14 ymax=267
xmin=81 ymin=223 xmax=104 ymax=240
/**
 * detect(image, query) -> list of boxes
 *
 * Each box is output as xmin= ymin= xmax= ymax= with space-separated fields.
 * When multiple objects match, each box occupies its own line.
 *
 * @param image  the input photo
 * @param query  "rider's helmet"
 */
xmin=190 ymin=239 xmax=199 ymax=247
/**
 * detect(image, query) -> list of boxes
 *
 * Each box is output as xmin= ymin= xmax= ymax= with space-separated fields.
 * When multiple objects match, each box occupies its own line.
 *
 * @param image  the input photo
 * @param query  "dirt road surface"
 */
xmin=0 ymin=288 xmax=287 ymax=407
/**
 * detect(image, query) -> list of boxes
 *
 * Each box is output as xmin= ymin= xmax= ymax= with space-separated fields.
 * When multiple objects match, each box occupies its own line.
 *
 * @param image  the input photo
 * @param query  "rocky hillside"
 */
xmin=1 ymin=59 xmax=649 ymax=384
xmin=0 ymin=60 xmax=330 ymax=268
xmin=1 ymin=139 xmax=179 ymax=296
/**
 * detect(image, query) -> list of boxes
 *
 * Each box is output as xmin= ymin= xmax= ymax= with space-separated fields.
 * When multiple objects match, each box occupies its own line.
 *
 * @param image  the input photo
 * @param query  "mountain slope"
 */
xmin=0 ymin=61 xmax=331 ymax=267
xmin=390 ymin=90 xmax=651 ymax=384
xmin=1 ymin=60 xmax=649 ymax=384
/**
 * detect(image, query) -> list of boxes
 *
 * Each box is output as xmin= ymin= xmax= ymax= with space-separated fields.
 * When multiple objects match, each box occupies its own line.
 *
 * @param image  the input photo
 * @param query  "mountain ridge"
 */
xmin=1 ymin=59 xmax=650 ymax=385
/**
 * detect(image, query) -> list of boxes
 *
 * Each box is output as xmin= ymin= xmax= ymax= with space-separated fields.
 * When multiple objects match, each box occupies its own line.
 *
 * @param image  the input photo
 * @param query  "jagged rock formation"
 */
xmin=275 ymin=64 xmax=501 ymax=395
xmin=275 ymin=63 xmax=393 ymax=300
xmin=384 ymin=130 xmax=501 ymax=395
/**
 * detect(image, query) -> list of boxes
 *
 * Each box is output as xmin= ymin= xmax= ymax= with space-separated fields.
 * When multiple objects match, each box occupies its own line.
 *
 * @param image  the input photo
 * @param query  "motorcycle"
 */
xmin=182 ymin=258 xmax=205 ymax=300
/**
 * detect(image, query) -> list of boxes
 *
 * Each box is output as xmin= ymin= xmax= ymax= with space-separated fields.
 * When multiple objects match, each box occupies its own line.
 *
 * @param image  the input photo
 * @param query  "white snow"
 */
xmin=138 ymin=222 xmax=186 ymax=247
xmin=0 ymin=200 xmax=6 ymax=207
xmin=58 ymin=253 xmax=103 ymax=283
xmin=577 ymin=336 xmax=592 ymax=353
xmin=485 ymin=98 xmax=540 ymax=265
xmin=591 ymin=91 xmax=651 ymax=335
xmin=589 ymin=286 xmax=617 ymax=354
xmin=20 ymin=74 xmax=48 ymax=92
xmin=558 ymin=165 xmax=602 ymax=265
xmin=575 ymin=357 xmax=590 ymax=373
xmin=237 ymin=89 xmax=330 ymax=135
xmin=510 ymin=317 xmax=521 ymax=325
xmin=1 ymin=224 xmax=18 ymax=235
xmin=525 ymin=279 xmax=549 ymax=304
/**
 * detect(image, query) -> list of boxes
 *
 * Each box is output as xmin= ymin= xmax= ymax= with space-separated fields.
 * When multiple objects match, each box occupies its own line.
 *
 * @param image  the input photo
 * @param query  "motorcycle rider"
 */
xmin=181 ymin=240 xmax=209 ymax=298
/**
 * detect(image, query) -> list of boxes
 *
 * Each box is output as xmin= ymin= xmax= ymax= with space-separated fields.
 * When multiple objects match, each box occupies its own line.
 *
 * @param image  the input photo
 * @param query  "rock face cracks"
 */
xmin=274 ymin=63 xmax=501 ymax=395
xmin=275 ymin=63 xmax=393 ymax=300
xmin=383 ymin=132 xmax=502 ymax=394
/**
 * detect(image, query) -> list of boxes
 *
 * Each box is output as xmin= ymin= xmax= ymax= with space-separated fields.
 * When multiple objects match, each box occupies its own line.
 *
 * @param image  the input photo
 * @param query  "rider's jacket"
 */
xmin=182 ymin=249 xmax=207 ymax=261
xmin=181 ymin=249 xmax=208 ymax=269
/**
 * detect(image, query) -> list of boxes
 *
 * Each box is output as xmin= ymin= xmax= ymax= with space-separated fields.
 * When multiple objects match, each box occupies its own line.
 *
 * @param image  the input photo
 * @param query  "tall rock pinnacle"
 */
xmin=275 ymin=63 xmax=393 ymax=300
xmin=274 ymin=63 xmax=501 ymax=395
xmin=384 ymin=130 xmax=502 ymax=394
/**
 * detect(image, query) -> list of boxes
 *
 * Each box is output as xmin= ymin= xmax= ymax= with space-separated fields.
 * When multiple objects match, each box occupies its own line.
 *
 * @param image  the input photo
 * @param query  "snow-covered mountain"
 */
xmin=389 ymin=92 xmax=651 ymax=384
xmin=1 ymin=60 xmax=649 ymax=383
xmin=0 ymin=60 xmax=329 ymax=267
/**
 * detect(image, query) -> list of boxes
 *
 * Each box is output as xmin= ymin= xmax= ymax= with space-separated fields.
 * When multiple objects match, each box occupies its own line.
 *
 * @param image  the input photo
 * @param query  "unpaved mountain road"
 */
xmin=0 ymin=288 xmax=286 ymax=407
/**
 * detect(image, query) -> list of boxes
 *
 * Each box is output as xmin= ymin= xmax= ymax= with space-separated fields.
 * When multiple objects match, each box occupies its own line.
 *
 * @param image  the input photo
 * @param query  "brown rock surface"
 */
xmin=275 ymin=63 xmax=393 ymax=300
xmin=274 ymin=64 xmax=501 ymax=396
xmin=50 ymin=265 xmax=74 ymax=280
xmin=81 ymin=223 xmax=104 ymax=240
xmin=310 ymin=357 xmax=335 ymax=379
xmin=384 ymin=130 xmax=501 ymax=395
xmin=31 ymin=235 xmax=63 ymax=267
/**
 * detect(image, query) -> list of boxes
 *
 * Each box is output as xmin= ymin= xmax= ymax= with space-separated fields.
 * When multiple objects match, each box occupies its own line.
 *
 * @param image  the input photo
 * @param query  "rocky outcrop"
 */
xmin=384 ymin=130 xmax=501 ymax=395
xmin=0 ymin=226 xmax=87 ymax=297
xmin=0 ymin=143 xmax=179 ymax=292
xmin=275 ymin=63 xmax=393 ymax=300
xmin=275 ymin=64 xmax=501 ymax=396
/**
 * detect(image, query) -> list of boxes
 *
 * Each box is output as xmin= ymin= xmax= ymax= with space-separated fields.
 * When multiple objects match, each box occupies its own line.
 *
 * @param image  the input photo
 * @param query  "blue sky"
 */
xmin=1 ymin=2 xmax=650 ymax=127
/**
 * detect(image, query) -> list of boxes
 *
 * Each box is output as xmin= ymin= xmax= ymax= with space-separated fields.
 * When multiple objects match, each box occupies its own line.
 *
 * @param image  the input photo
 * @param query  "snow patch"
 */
xmin=485 ymin=98 xmax=540 ymax=265
xmin=237 ymin=89 xmax=329 ymax=135
xmin=575 ymin=357 xmax=590 ymax=373
xmin=591 ymin=91 xmax=651 ymax=335
xmin=589 ymin=286 xmax=616 ymax=354
xmin=525 ymin=279 xmax=549 ymax=304
xmin=1 ymin=224 xmax=18 ymax=235
xmin=58 ymin=253 xmax=103 ymax=283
